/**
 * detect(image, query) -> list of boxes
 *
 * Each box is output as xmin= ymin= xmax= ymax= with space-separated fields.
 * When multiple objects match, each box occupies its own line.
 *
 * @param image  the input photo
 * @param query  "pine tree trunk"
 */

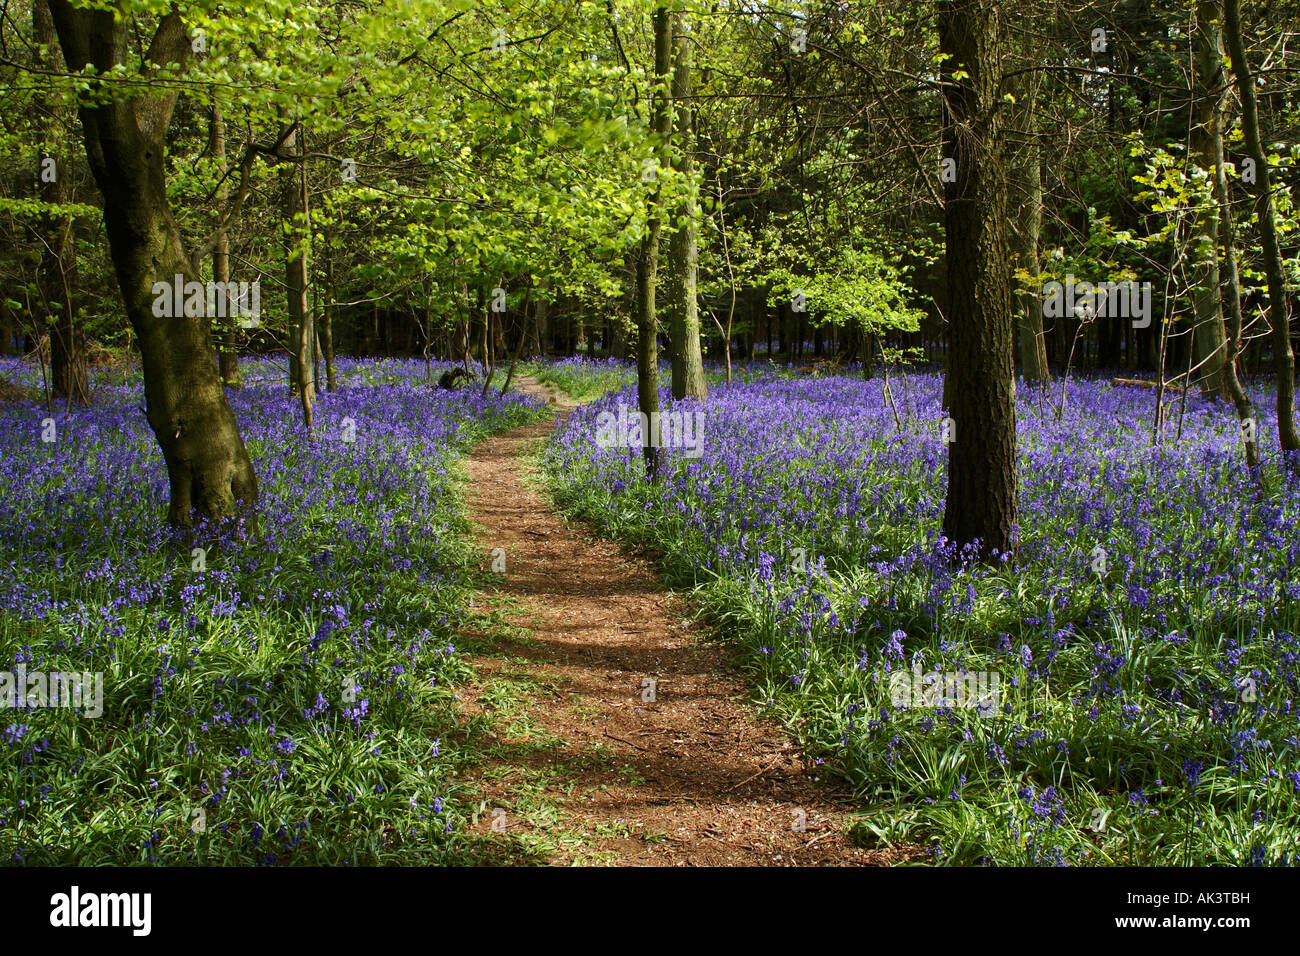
xmin=938 ymin=0 xmax=1018 ymax=559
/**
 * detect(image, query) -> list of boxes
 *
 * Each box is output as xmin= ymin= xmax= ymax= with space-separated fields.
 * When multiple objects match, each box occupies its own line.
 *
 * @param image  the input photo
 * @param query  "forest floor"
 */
xmin=454 ymin=375 xmax=917 ymax=866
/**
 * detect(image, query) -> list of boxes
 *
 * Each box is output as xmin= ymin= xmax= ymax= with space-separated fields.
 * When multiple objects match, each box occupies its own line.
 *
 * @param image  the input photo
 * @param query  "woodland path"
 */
xmin=457 ymin=375 xmax=913 ymax=865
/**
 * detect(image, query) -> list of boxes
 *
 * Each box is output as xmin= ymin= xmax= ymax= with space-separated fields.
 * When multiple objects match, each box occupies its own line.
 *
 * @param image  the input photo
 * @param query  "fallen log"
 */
xmin=1111 ymin=377 xmax=1185 ymax=392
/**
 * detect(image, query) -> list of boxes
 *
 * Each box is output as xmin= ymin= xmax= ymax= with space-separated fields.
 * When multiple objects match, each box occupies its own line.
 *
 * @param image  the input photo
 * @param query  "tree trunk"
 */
xmin=636 ymin=4 xmax=673 ymax=478
xmin=501 ymin=282 xmax=533 ymax=395
xmin=0 ymin=297 xmax=13 ymax=356
xmin=49 ymin=2 xmax=257 ymax=526
xmin=1009 ymin=73 xmax=1049 ymax=384
xmin=35 ymin=0 xmax=87 ymax=405
xmin=1190 ymin=0 xmax=1230 ymax=401
xmin=1213 ymin=114 xmax=1259 ymax=469
xmin=610 ymin=312 xmax=626 ymax=359
xmin=709 ymin=169 xmax=737 ymax=383
xmin=1204 ymin=3 xmax=1255 ymax=467
xmin=457 ymin=314 xmax=469 ymax=372
xmin=667 ymin=13 xmax=708 ymax=401
xmin=534 ymin=293 xmax=547 ymax=357
xmin=1224 ymin=0 xmax=1300 ymax=466
xmin=493 ymin=298 xmax=507 ymax=358
xmin=457 ymin=274 xmax=471 ymax=373
xmin=937 ymin=0 xmax=1018 ymax=559
xmin=480 ymin=293 xmax=497 ymax=397
xmin=211 ymin=104 xmax=241 ymax=388
xmin=478 ymin=288 xmax=489 ymax=373
xmin=284 ymin=124 xmax=313 ymax=427
xmin=321 ymin=227 xmax=336 ymax=391
xmin=636 ymin=242 xmax=662 ymax=477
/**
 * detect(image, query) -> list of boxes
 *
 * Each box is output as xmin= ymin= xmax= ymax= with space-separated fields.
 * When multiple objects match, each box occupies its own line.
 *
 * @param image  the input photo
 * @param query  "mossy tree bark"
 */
xmin=49 ymin=2 xmax=258 ymax=527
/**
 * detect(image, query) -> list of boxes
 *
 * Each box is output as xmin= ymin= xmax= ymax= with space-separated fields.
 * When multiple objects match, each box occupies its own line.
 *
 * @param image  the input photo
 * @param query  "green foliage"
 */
xmin=766 ymin=246 xmax=924 ymax=341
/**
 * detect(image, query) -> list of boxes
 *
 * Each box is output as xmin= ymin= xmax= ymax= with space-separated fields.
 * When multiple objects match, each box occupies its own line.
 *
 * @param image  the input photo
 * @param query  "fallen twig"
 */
xmin=603 ymin=731 xmax=650 ymax=752
xmin=724 ymin=761 xmax=778 ymax=793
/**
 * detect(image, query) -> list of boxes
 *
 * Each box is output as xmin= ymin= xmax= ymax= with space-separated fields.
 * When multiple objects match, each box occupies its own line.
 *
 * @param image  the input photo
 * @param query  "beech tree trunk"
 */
xmin=211 ymin=104 xmax=241 ymax=388
xmin=321 ymin=229 xmax=337 ymax=391
xmin=500 ymin=282 xmax=533 ymax=395
xmin=668 ymin=12 xmax=708 ymax=401
xmin=35 ymin=0 xmax=87 ymax=405
xmin=478 ymin=288 xmax=489 ymax=373
xmin=937 ymin=0 xmax=1018 ymax=559
xmin=1190 ymin=0 xmax=1230 ymax=401
xmin=284 ymin=124 xmax=313 ymax=427
xmin=632 ymin=6 xmax=674 ymax=478
xmin=0 ymin=298 xmax=13 ymax=356
xmin=457 ymin=276 xmax=471 ymax=373
xmin=480 ymin=292 xmax=496 ymax=397
xmin=49 ymin=2 xmax=258 ymax=526
xmin=1008 ymin=66 xmax=1049 ymax=383
xmin=1224 ymin=0 xmax=1300 ymax=466
xmin=1213 ymin=118 xmax=1259 ymax=469
xmin=534 ymin=294 xmax=547 ymax=357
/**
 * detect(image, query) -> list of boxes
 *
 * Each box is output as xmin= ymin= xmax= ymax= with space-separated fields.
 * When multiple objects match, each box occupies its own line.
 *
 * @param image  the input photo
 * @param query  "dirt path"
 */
xmin=457 ymin=376 xmax=908 ymax=866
